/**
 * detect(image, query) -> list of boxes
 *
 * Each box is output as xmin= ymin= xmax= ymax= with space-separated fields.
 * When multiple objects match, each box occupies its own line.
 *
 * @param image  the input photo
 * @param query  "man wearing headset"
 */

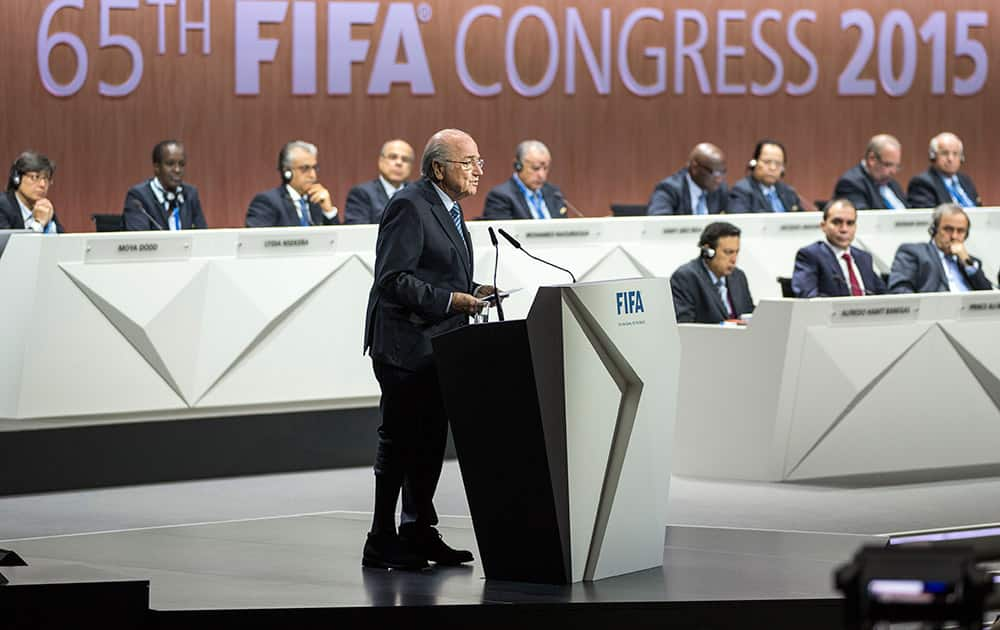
xmin=648 ymin=143 xmax=728 ymax=215
xmin=888 ymin=203 xmax=992 ymax=293
xmin=343 ymin=139 xmax=415 ymax=225
xmin=481 ymin=140 xmax=567 ymax=220
xmin=0 ymin=151 xmax=63 ymax=233
xmin=123 ymin=140 xmax=208 ymax=231
xmin=791 ymin=199 xmax=886 ymax=297
xmin=669 ymin=221 xmax=754 ymax=323
xmin=727 ymin=139 xmax=803 ymax=213
xmin=245 ymin=140 xmax=339 ymax=227
xmin=906 ymin=132 xmax=982 ymax=209
xmin=833 ymin=134 xmax=909 ymax=210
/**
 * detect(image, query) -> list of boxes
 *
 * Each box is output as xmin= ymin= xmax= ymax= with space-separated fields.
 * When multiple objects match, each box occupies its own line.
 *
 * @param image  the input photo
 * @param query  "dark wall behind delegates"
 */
xmin=2 ymin=1 xmax=997 ymax=232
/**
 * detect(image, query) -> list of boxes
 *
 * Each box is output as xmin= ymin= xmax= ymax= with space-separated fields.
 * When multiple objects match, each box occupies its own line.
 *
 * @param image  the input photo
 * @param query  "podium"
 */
xmin=432 ymin=279 xmax=680 ymax=584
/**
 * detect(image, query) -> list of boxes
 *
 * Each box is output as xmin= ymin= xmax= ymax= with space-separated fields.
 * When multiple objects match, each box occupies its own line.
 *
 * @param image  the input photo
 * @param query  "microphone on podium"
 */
xmin=130 ymin=198 xmax=166 ymax=230
xmin=487 ymin=227 xmax=505 ymax=321
xmin=497 ymin=228 xmax=577 ymax=283
xmin=555 ymin=193 xmax=586 ymax=218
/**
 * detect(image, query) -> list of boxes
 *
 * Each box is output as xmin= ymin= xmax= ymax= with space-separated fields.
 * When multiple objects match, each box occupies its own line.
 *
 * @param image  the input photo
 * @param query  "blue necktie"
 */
xmin=298 ymin=198 xmax=310 ymax=226
xmin=170 ymin=206 xmax=181 ymax=230
xmin=695 ymin=193 xmax=707 ymax=215
xmin=879 ymin=185 xmax=902 ymax=210
xmin=945 ymin=177 xmax=974 ymax=207
xmin=529 ymin=191 xmax=547 ymax=219
xmin=450 ymin=203 xmax=467 ymax=246
xmin=767 ymin=189 xmax=785 ymax=213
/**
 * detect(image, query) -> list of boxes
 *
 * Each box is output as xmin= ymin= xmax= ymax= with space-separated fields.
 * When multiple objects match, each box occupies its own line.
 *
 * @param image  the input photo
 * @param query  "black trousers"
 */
xmin=371 ymin=359 xmax=449 ymax=533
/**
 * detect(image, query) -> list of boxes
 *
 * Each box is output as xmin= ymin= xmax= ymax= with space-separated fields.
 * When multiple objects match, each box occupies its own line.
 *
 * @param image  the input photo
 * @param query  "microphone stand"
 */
xmin=497 ymin=228 xmax=577 ymax=283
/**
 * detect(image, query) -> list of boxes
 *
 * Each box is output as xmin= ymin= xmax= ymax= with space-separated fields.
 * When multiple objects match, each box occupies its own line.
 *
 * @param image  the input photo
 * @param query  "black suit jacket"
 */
xmin=906 ymin=168 xmax=981 ymax=209
xmin=833 ymin=164 xmax=908 ymax=210
xmin=364 ymin=178 xmax=479 ymax=371
xmin=0 ymin=191 xmax=64 ymax=232
xmin=481 ymin=177 xmax=566 ymax=220
xmin=647 ymin=168 xmax=728 ymax=215
xmin=727 ymin=175 xmax=802 ymax=213
xmin=343 ymin=178 xmax=400 ymax=225
xmin=670 ymin=258 xmax=754 ymax=324
xmin=245 ymin=185 xmax=339 ymax=227
xmin=791 ymin=241 xmax=886 ymax=297
xmin=889 ymin=241 xmax=992 ymax=293
xmin=122 ymin=180 xmax=207 ymax=231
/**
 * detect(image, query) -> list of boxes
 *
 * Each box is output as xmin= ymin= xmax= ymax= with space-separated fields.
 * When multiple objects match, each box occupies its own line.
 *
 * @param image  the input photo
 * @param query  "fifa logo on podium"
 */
xmin=615 ymin=290 xmax=645 ymax=316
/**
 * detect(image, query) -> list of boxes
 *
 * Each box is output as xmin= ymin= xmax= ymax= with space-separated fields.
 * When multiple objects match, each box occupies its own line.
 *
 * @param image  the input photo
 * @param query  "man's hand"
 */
xmin=305 ymin=183 xmax=337 ymax=214
xmin=949 ymin=242 xmax=972 ymax=266
xmin=474 ymin=285 xmax=500 ymax=299
xmin=450 ymin=292 xmax=486 ymax=315
xmin=32 ymin=198 xmax=54 ymax=226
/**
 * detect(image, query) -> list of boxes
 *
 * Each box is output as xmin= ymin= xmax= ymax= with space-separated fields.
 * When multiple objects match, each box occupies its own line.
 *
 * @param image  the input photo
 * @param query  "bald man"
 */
xmin=906 ymin=132 xmax=981 ymax=209
xmin=343 ymin=139 xmax=415 ymax=225
xmin=833 ymin=134 xmax=908 ymax=210
xmin=647 ymin=143 xmax=728 ymax=215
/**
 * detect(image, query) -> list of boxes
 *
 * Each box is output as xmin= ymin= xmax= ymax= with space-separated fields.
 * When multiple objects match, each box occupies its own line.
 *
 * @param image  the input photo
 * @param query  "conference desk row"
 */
xmin=3 ymin=210 xmax=1000 ymax=484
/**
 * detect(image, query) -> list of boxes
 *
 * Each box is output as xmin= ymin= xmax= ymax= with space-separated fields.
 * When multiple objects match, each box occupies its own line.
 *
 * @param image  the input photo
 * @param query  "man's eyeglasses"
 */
xmin=382 ymin=153 xmax=414 ymax=164
xmin=21 ymin=172 xmax=52 ymax=184
xmin=873 ymin=153 xmax=900 ymax=170
xmin=444 ymin=158 xmax=485 ymax=171
xmin=292 ymin=164 xmax=319 ymax=174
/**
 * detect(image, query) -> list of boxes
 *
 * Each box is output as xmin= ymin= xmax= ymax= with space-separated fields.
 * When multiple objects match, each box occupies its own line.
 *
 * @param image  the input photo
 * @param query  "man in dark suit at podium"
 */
xmin=245 ymin=141 xmax=339 ymax=227
xmin=791 ymin=199 xmax=886 ymax=297
xmin=481 ymin=140 xmax=567 ymax=220
xmin=343 ymin=139 xmax=415 ymax=225
xmin=833 ymin=134 xmax=908 ymax=210
xmin=647 ymin=143 xmax=728 ymax=215
xmin=906 ymin=132 xmax=981 ymax=209
xmin=888 ymin=203 xmax=992 ymax=293
xmin=362 ymin=129 xmax=496 ymax=570
xmin=123 ymin=140 xmax=208 ymax=231
xmin=670 ymin=222 xmax=754 ymax=323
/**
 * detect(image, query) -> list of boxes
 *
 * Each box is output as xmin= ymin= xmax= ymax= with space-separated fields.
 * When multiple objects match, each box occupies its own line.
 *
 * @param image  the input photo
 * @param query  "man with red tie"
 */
xmin=791 ymin=199 xmax=887 ymax=297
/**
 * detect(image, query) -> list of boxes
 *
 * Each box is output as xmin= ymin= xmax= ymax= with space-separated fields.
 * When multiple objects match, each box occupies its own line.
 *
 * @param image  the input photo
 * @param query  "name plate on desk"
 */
xmin=85 ymin=237 xmax=192 ymax=263
xmin=829 ymin=300 xmax=919 ymax=325
xmin=237 ymin=233 xmax=336 ymax=258
xmin=960 ymin=294 xmax=1000 ymax=319
xmin=523 ymin=228 xmax=595 ymax=240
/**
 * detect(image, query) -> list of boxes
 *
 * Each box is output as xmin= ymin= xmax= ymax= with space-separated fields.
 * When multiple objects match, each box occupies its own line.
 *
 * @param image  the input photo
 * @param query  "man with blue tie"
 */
xmin=888 ymin=203 xmax=992 ymax=293
xmin=647 ymin=143 xmax=728 ymax=215
xmin=245 ymin=141 xmax=339 ymax=227
xmin=481 ymin=140 xmax=566 ymax=220
xmin=833 ymin=134 xmax=909 ymax=211
xmin=727 ymin=139 xmax=803 ymax=213
xmin=791 ymin=199 xmax=887 ymax=297
xmin=906 ymin=132 xmax=982 ymax=209
xmin=123 ymin=140 xmax=208 ymax=231
xmin=670 ymin=222 xmax=754 ymax=323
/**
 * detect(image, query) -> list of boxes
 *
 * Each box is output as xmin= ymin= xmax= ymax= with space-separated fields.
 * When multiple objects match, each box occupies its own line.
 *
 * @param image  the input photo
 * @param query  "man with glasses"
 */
xmin=888 ymin=203 xmax=992 ymax=293
xmin=727 ymin=139 xmax=803 ymax=213
xmin=245 ymin=140 xmax=339 ymax=227
xmin=647 ymin=143 xmax=728 ymax=215
xmin=906 ymin=132 xmax=982 ymax=209
xmin=833 ymin=134 xmax=909 ymax=210
xmin=0 ymin=151 xmax=63 ymax=233
xmin=362 ymin=129 xmax=495 ymax=571
xmin=123 ymin=140 xmax=208 ymax=231
xmin=343 ymin=139 xmax=415 ymax=225
xmin=481 ymin=139 xmax=566 ymax=220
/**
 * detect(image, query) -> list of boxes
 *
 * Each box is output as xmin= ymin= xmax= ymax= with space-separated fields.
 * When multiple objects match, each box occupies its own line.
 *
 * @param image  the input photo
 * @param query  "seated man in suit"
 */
xmin=343 ymin=139 xmax=414 ymax=225
xmin=907 ymin=132 xmax=981 ymax=209
xmin=648 ymin=143 xmax=728 ymax=215
xmin=670 ymin=221 xmax=754 ymax=323
xmin=727 ymin=139 xmax=803 ymax=213
xmin=0 ymin=151 xmax=63 ymax=233
xmin=888 ymin=203 xmax=992 ymax=293
xmin=123 ymin=140 xmax=208 ymax=231
xmin=791 ymin=199 xmax=886 ymax=297
xmin=246 ymin=141 xmax=339 ymax=227
xmin=481 ymin=140 xmax=566 ymax=220
xmin=833 ymin=134 xmax=908 ymax=210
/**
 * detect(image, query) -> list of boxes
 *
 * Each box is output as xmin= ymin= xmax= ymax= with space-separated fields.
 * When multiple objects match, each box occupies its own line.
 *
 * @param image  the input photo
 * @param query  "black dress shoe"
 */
xmin=399 ymin=526 xmax=474 ymax=566
xmin=362 ymin=533 xmax=429 ymax=570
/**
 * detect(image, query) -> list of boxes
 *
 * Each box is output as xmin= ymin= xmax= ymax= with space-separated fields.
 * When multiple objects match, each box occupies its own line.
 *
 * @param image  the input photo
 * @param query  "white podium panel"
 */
xmin=673 ymin=292 xmax=1000 ymax=483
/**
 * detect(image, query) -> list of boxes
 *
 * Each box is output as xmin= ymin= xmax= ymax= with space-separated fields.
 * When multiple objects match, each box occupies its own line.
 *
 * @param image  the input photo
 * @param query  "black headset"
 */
xmin=278 ymin=143 xmax=294 ymax=183
xmin=9 ymin=165 xmax=21 ymax=188
xmin=513 ymin=158 xmax=523 ymax=172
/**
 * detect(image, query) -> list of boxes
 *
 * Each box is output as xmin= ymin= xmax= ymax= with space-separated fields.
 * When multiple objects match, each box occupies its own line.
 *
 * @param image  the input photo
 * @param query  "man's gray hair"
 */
xmin=515 ymin=140 xmax=550 ymax=164
xmin=931 ymin=202 xmax=968 ymax=232
xmin=929 ymin=132 xmax=963 ymax=158
xmin=279 ymin=140 xmax=318 ymax=171
xmin=421 ymin=129 xmax=468 ymax=182
xmin=865 ymin=134 xmax=901 ymax=160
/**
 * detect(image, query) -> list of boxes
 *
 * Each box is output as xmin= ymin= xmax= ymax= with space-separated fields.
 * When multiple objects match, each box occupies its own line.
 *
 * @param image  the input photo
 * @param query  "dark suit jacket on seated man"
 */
xmin=833 ymin=134 xmax=908 ymax=210
xmin=0 ymin=151 xmax=63 ymax=233
xmin=888 ymin=203 xmax=992 ymax=293
xmin=648 ymin=143 xmax=728 ymax=215
xmin=123 ymin=140 xmax=207 ymax=231
xmin=906 ymin=132 xmax=981 ymax=209
xmin=246 ymin=140 xmax=339 ymax=227
xmin=482 ymin=139 xmax=566 ymax=220
xmin=792 ymin=199 xmax=886 ymax=297
xmin=727 ymin=140 xmax=803 ymax=213
xmin=343 ymin=139 xmax=414 ymax=225
xmin=670 ymin=221 xmax=754 ymax=324
xmin=362 ymin=129 xmax=494 ymax=571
